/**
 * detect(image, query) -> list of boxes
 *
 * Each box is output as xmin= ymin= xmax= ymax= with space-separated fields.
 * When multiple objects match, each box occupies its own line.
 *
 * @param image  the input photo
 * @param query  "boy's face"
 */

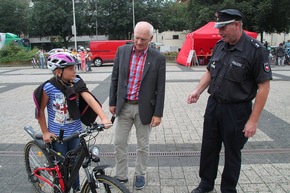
xmin=56 ymin=66 xmax=76 ymax=81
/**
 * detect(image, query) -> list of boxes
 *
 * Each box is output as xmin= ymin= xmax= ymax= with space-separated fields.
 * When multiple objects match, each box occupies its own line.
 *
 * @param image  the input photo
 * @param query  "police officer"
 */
xmin=187 ymin=9 xmax=272 ymax=193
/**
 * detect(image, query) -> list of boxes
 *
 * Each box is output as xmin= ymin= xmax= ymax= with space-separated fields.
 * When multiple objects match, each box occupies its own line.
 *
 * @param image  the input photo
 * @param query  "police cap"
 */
xmin=214 ymin=9 xmax=243 ymax=28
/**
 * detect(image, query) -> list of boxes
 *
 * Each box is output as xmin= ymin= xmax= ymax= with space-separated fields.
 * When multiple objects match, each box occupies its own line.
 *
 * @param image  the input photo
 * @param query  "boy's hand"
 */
xmin=101 ymin=118 xmax=112 ymax=129
xmin=43 ymin=132 xmax=57 ymax=143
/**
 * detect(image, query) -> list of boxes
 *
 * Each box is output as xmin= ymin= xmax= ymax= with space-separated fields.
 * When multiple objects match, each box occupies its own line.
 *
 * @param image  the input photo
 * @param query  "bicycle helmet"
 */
xmin=47 ymin=52 xmax=77 ymax=71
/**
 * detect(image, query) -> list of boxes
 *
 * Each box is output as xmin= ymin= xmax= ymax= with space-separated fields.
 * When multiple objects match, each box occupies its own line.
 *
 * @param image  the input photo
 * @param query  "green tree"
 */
xmin=187 ymin=0 xmax=290 ymax=38
xmin=0 ymin=0 xmax=29 ymax=35
xmin=159 ymin=1 xmax=190 ymax=31
xmin=26 ymin=0 xmax=93 ymax=47
xmin=94 ymin=0 xmax=133 ymax=39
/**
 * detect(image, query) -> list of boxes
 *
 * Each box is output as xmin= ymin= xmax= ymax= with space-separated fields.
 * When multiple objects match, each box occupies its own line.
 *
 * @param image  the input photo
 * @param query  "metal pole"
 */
xmin=72 ymin=0 xmax=77 ymax=50
xmin=95 ymin=1 xmax=98 ymax=40
xmin=132 ymin=0 xmax=135 ymax=31
xmin=96 ymin=20 xmax=98 ymax=40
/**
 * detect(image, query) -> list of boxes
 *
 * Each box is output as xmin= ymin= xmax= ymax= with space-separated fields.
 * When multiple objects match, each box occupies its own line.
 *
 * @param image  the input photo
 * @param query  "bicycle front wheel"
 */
xmin=81 ymin=175 xmax=130 ymax=193
xmin=24 ymin=141 xmax=56 ymax=193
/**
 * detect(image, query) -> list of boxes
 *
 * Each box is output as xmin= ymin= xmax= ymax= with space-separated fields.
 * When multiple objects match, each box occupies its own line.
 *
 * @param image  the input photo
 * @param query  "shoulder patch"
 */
xmin=264 ymin=62 xmax=271 ymax=72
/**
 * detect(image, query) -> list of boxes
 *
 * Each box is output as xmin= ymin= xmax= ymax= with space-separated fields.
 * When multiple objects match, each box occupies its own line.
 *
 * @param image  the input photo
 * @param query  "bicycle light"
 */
xmin=90 ymin=145 xmax=100 ymax=162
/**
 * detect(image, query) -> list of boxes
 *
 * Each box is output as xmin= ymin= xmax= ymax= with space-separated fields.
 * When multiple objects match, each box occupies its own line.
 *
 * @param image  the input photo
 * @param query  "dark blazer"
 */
xmin=109 ymin=44 xmax=166 ymax=125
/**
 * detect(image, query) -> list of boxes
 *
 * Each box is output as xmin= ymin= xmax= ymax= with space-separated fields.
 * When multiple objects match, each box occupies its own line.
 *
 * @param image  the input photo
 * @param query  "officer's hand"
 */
xmin=187 ymin=90 xmax=200 ymax=104
xmin=243 ymin=120 xmax=257 ymax=138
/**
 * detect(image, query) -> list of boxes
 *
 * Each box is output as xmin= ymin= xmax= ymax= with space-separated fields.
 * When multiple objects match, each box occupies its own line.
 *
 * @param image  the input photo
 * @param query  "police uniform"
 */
xmin=194 ymin=9 xmax=272 ymax=193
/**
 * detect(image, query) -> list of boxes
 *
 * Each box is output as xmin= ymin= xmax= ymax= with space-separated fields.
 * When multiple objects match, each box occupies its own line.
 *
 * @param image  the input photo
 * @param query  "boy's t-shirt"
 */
xmin=44 ymin=78 xmax=82 ymax=137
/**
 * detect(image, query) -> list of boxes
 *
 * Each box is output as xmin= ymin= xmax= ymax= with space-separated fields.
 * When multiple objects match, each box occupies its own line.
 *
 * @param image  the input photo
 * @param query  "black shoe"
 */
xmin=191 ymin=187 xmax=212 ymax=193
xmin=114 ymin=176 xmax=128 ymax=183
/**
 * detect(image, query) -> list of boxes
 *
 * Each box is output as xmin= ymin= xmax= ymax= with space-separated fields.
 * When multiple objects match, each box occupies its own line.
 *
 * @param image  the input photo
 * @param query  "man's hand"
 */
xmin=109 ymin=106 xmax=116 ymax=115
xmin=151 ymin=116 xmax=161 ymax=127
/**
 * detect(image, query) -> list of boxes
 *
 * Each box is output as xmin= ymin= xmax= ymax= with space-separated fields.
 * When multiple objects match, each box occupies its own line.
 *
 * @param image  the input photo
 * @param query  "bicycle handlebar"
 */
xmin=61 ymin=123 xmax=111 ymax=143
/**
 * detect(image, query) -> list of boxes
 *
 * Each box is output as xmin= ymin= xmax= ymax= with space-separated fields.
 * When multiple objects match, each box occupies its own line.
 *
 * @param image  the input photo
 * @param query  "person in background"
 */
xmin=188 ymin=9 xmax=272 ymax=193
xmin=205 ymin=47 xmax=213 ymax=65
xmin=109 ymin=21 xmax=166 ymax=190
xmin=79 ymin=49 xmax=86 ymax=72
xmin=263 ymin=41 xmax=268 ymax=50
xmin=71 ymin=48 xmax=79 ymax=70
xmin=36 ymin=48 xmax=46 ymax=69
xmin=71 ymin=48 xmax=77 ymax=56
xmin=76 ymin=49 xmax=81 ymax=71
xmin=276 ymin=43 xmax=286 ymax=66
xmin=198 ymin=48 xmax=205 ymax=65
xmin=86 ymin=48 xmax=93 ymax=71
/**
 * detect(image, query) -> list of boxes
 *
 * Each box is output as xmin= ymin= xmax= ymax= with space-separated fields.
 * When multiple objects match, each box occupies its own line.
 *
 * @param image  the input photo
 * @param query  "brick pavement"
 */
xmin=0 ymin=63 xmax=290 ymax=193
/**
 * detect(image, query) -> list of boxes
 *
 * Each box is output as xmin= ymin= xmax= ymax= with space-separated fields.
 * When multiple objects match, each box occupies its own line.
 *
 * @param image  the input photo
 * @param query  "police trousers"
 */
xmin=114 ymin=103 xmax=152 ymax=180
xmin=198 ymin=96 xmax=251 ymax=193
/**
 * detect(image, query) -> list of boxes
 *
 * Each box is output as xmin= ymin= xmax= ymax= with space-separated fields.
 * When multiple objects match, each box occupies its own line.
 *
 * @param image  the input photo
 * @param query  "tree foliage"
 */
xmin=26 ymin=0 xmax=94 ymax=47
xmin=187 ymin=0 xmax=290 ymax=34
xmin=0 ymin=0 xmax=29 ymax=35
xmin=2 ymin=0 xmax=290 ymax=45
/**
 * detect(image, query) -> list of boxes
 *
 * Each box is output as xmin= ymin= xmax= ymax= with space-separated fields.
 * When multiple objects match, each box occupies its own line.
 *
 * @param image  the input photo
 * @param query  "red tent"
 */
xmin=176 ymin=22 xmax=258 ymax=66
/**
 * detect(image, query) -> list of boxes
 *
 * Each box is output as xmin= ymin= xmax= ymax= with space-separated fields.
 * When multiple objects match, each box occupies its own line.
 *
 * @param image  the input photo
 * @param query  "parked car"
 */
xmin=46 ymin=48 xmax=70 ymax=57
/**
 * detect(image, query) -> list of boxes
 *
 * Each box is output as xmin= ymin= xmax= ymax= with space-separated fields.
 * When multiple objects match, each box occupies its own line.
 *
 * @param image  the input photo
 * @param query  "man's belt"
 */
xmin=125 ymin=99 xmax=138 ymax=105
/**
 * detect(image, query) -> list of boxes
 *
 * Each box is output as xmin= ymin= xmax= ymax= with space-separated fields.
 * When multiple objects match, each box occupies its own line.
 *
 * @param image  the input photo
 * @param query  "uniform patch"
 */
xmin=264 ymin=62 xmax=270 ymax=72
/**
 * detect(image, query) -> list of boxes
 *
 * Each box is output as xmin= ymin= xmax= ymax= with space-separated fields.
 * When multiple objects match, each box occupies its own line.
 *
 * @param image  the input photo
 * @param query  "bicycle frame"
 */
xmin=24 ymin=126 xmax=100 ymax=193
xmin=32 ymin=164 xmax=64 ymax=191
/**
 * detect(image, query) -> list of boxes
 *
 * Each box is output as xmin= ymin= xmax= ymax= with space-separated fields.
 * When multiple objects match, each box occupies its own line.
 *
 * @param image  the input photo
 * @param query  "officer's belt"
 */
xmin=213 ymin=96 xmax=249 ymax=104
xmin=213 ymin=96 xmax=234 ymax=104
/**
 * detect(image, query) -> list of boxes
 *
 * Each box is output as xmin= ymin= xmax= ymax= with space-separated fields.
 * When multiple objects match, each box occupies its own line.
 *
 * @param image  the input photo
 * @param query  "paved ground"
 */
xmin=0 ymin=63 xmax=290 ymax=193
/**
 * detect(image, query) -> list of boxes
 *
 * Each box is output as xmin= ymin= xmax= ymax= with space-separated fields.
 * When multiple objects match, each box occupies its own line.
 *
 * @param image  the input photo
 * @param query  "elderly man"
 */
xmin=109 ymin=21 xmax=166 ymax=190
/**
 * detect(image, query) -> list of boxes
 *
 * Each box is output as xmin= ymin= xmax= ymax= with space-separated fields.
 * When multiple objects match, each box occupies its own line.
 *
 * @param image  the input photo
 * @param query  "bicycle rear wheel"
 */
xmin=31 ymin=58 xmax=38 ymax=68
xmin=24 ymin=141 xmax=57 ymax=193
xmin=81 ymin=175 xmax=130 ymax=193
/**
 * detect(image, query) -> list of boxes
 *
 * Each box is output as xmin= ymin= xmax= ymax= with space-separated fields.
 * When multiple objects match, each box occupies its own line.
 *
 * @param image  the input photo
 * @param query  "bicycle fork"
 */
xmin=83 ymin=167 xmax=98 ymax=193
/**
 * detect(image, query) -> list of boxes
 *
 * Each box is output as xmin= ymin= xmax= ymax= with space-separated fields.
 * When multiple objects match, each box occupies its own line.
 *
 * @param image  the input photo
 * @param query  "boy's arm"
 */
xmin=80 ymin=92 xmax=111 ymax=125
xmin=38 ymin=90 xmax=56 ymax=143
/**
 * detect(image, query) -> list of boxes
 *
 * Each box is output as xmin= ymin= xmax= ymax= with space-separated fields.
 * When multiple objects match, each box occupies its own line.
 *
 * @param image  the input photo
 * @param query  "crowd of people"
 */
xmin=34 ymin=47 xmax=93 ymax=72
xmin=32 ymin=8 xmax=275 ymax=193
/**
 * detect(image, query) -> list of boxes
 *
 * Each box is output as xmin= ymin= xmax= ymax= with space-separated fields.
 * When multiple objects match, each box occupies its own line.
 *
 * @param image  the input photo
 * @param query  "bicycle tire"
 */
xmin=32 ymin=60 xmax=36 ymax=68
xmin=24 ymin=141 xmax=57 ymax=193
xmin=269 ymin=57 xmax=277 ymax=67
xmin=81 ymin=175 xmax=130 ymax=193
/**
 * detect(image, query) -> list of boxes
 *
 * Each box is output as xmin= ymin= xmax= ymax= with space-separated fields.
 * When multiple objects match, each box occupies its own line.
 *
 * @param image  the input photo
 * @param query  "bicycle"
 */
xmin=268 ymin=52 xmax=277 ymax=67
xmin=31 ymin=57 xmax=39 ymax=68
xmin=24 ymin=123 xmax=130 ymax=193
